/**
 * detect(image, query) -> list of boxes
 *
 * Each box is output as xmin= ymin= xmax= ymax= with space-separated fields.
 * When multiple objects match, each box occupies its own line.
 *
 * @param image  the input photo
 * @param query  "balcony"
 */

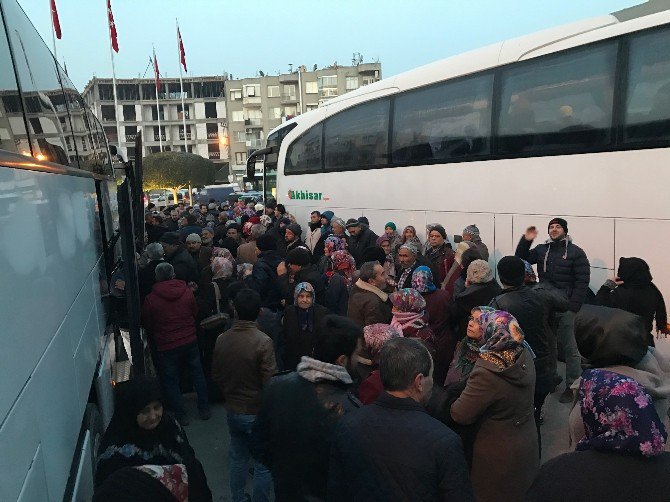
xmin=243 ymin=96 xmax=262 ymax=106
xmin=179 ymin=132 xmax=192 ymax=140
xmin=153 ymin=134 xmax=166 ymax=141
xmin=125 ymin=134 xmax=137 ymax=142
xmin=208 ymin=151 xmax=220 ymax=159
xmin=207 ymin=132 xmax=218 ymax=139
xmin=244 ymin=118 xmax=263 ymax=128
xmin=281 ymin=94 xmax=297 ymax=104
xmin=245 ymin=138 xmax=264 ymax=149
xmin=320 ymin=88 xmax=338 ymax=98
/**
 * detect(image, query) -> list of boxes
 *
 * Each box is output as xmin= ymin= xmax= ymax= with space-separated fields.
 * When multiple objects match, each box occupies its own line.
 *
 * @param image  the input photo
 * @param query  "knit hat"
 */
xmin=159 ymin=232 xmax=180 ymax=246
xmin=345 ymin=218 xmax=360 ymax=229
xmin=254 ymin=203 xmax=264 ymax=212
xmin=256 ymin=234 xmax=277 ymax=252
xmin=428 ymin=223 xmax=447 ymax=240
xmin=399 ymin=241 xmax=419 ymax=256
xmin=385 ymin=222 xmax=396 ymax=231
xmin=497 ymin=256 xmax=525 ymax=287
xmin=361 ymin=246 xmax=386 ymax=265
xmin=357 ymin=216 xmax=369 ymax=226
xmin=331 ymin=217 xmax=346 ymax=230
xmin=463 ymin=224 xmax=480 ymax=237
xmin=467 ymin=259 xmax=494 ymax=284
xmin=548 ymin=217 xmax=568 ymax=234
xmin=185 ymin=233 xmax=202 ymax=243
xmin=286 ymin=223 xmax=302 ymax=237
xmin=321 ymin=210 xmax=334 ymax=223
xmin=285 ymin=247 xmax=311 ymax=267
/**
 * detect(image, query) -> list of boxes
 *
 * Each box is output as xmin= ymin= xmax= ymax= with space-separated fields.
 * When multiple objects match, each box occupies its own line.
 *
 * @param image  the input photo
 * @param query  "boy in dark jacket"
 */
xmin=515 ymin=217 xmax=590 ymax=402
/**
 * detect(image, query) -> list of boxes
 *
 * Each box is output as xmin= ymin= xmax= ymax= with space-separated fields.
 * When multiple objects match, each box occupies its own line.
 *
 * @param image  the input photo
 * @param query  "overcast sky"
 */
xmin=17 ymin=0 xmax=640 ymax=91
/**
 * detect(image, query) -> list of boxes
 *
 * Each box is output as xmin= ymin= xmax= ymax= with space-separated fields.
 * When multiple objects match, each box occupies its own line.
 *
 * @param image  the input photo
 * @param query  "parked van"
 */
xmin=195 ymin=184 xmax=240 ymax=205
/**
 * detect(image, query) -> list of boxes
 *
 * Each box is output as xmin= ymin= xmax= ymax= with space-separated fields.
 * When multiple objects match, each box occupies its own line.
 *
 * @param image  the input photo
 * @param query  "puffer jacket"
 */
xmin=516 ymin=235 xmax=590 ymax=312
xmin=348 ymin=226 xmax=379 ymax=267
xmin=244 ymin=250 xmax=283 ymax=309
xmin=142 ymin=279 xmax=198 ymax=351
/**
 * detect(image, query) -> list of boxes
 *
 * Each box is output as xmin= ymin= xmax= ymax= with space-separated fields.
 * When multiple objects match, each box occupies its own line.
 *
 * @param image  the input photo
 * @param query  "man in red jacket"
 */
xmin=142 ymin=262 xmax=210 ymax=425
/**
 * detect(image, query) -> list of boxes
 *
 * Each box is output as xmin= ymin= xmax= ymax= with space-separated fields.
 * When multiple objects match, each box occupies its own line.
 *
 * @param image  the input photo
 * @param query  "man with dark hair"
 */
xmin=279 ymin=247 xmax=326 ymax=306
xmin=348 ymin=261 xmax=392 ymax=327
xmin=159 ymin=232 xmax=198 ymax=284
xmin=490 ymin=256 xmax=568 ymax=447
xmin=212 ymin=288 xmax=276 ymax=502
xmin=329 ymin=338 xmax=474 ymax=501
xmin=245 ymin=234 xmax=284 ymax=310
xmin=346 ymin=218 xmax=379 ymax=267
xmin=284 ymin=223 xmax=304 ymax=253
xmin=252 ymin=315 xmax=362 ymax=502
xmin=515 ymin=217 xmax=590 ymax=402
xmin=305 ymin=211 xmax=322 ymax=255
xmin=179 ymin=213 xmax=203 ymax=242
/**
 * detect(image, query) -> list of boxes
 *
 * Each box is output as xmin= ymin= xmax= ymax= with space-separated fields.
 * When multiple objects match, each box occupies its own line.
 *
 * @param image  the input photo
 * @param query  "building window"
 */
xmin=65 ymin=136 xmax=72 ymax=150
xmin=270 ymin=107 xmax=281 ymax=119
xmin=306 ymin=104 xmax=318 ymax=111
xmin=177 ymin=104 xmax=190 ymax=119
xmin=267 ymin=85 xmax=280 ymax=98
xmin=234 ymin=131 xmax=246 ymax=142
xmin=150 ymin=105 xmax=165 ymax=121
xmin=81 ymin=136 xmax=88 ymax=151
xmin=318 ymin=75 xmax=337 ymax=88
xmin=231 ymin=110 xmax=245 ymax=122
xmin=230 ymin=89 xmax=242 ymax=100
xmin=206 ymin=122 xmax=218 ymax=139
xmin=305 ymin=81 xmax=318 ymax=94
xmin=117 ymin=84 xmax=139 ymax=100
xmin=345 ymin=77 xmax=359 ymax=90
xmin=101 ymin=105 xmax=116 ymax=122
xmin=362 ymin=77 xmax=377 ymax=86
xmin=208 ymin=143 xmax=220 ymax=159
xmin=235 ymin=151 xmax=247 ymax=164
xmin=205 ymin=102 xmax=217 ymax=119
xmin=244 ymin=84 xmax=260 ymax=97
xmin=123 ymin=104 xmax=136 ymax=121
xmin=99 ymin=84 xmax=114 ymax=101
xmin=283 ymin=84 xmax=296 ymax=100
xmin=283 ymin=106 xmax=297 ymax=117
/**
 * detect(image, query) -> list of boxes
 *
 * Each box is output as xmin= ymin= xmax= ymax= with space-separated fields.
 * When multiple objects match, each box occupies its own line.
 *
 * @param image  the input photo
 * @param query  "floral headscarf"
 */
xmin=523 ymin=259 xmax=537 ymax=284
xmin=324 ymin=235 xmax=347 ymax=256
xmin=478 ymin=309 xmax=525 ymax=353
xmin=390 ymin=288 xmax=427 ymax=332
xmin=455 ymin=306 xmax=495 ymax=374
xmin=375 ymin=234 xmax=390 ymax=247
xmin=242 ymin=221 xmax=254 ymax=237
xmin=294 ymin=282 xmax=315 ymax=331
xmin=330 ymin=250 xmax=356 ymax=287
xmin=293 ymin=281 xmax=315 ymax=305
xmin=411 ymin=265 xmax=436 ymax=293
xmin=577 ymin=369 xmax=667 ymax=457
xmin=211 ymin=257 xmax=233 ymax=280
xmin=363 ymin=324 xmax=402 ymax=361
xmin=211 ymin=247 xmax=235 ymax=262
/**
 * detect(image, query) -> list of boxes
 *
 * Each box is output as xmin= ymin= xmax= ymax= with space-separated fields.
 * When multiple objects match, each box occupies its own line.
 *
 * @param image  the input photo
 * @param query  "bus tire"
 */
xmin=85 ymin=403 xmax=104 ymax=476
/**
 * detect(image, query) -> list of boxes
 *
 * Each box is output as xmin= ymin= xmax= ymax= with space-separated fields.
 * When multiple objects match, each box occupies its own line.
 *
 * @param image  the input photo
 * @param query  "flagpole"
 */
xmin=50 ymin=0 xmax=58 ymax=60
xmin=153 ymin=46 xmax=163 ymax=152
xmin=106 ymin=1 xmax=121 ymax=152
xmin=177 ymin=19 xmax=188 ymax=151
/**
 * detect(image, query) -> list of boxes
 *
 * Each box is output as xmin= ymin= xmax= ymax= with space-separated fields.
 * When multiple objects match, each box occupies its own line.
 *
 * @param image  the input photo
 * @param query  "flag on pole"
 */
xmin=177 ymin=25 xmax=187 ymax=72
xmin=107 ymin=0 xmax=119 ymax=52
xmin=153 ymin=49 xmax=161 ymax=91
xmin=50 ymin=0 xmax=61 ymax=39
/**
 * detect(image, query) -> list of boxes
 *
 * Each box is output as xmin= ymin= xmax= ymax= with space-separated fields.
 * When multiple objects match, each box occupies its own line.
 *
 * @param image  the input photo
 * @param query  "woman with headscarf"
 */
xmin=281 ymin=282 xmax=330 ymax=370
xmin=317 ymin=235 xmax=348 ymax=274
xmin=452 ymin=260 xmax=501 ymax=340
xmin=95 ymin=377 xmax=212 ymax=501
xmin=383 ymin=222 xmax=402 ymax=258
xmin=412 ymin=266 xmax=455 ymax=383
xmin=376 ymin=234 xmax=397 ymax=289
xmin=596 ymin=257 xmax=668 ymax=344
xmin=325 ymin=250 xmax=357 ymax=316
xmin=528 ymin=369 xmax=670 ymax=501
xmin=389 ymin=288 xmax=436 ymax=353
xmin=449 ymin=309 xmax=538 ymax=502
xmin=424 ymin=224 xmax=454 ymax=284
xmin=396 ymin=225 xmax=422 ymax=258
xmin=358 ymin=324 xmax=403 ymax=405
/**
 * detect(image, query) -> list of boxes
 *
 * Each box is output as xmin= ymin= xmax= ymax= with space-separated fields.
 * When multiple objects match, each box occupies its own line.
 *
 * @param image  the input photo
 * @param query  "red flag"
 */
xmin=107 ymin=0 xmax=119 ymax=53
xmin=177 ymin=27 xmax=187 ymax=72
xmin=153 ymin=50 xmax=161 ymax=91
xmin=50 ymin=0 xmax=61 ymax=39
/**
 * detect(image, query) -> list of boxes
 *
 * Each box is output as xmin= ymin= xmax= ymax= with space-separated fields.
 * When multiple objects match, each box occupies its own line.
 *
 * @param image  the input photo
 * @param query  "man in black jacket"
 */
xmin=278 ymin=247 xmax=326 ymax=306
xmin=251 ymin=315 xmax=362 ymax=502
xmin=244 ymin=234 xmax=283 ymax=310
xmin=490 ymin=256 xmax=568 ymax=450
xmin=159 ymin=232 xmax=198 ymax=284
xmin=329 ymin=337 xmax=474 ymax=501
xmin=515 ymin=217 xmax=590 ymax=402
xmin=346 ymin=218 xmax=379 ymax=267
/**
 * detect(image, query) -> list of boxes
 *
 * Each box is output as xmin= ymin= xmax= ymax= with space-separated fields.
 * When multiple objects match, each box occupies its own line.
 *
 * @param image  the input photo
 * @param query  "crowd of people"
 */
xmin=94 ymin=197 xmax=670 ymax=501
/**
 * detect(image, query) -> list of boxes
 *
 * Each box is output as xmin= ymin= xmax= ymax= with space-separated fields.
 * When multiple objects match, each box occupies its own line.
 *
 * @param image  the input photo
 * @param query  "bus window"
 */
xmin=497 ymin=42 xmax=617 ymax=154
xmin=392 ymin=74 xmax=493 ymax=164
xmin=324 ymin=99 xmax=390 ymax=171
xmin=285 ymin=123 xmax=323 ymax=174
xmin=264 ymin=122 xmax=296 ymax=199
xmin=624 ymin=28 xmax=670 ymax=143
xmin=3 ymin=0 xmax=69 ymax=165
xmin=0 ymin=16 xmax=26 ymax=154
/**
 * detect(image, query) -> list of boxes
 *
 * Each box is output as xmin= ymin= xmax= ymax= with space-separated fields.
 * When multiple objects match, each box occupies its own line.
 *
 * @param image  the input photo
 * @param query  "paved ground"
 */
xmin=184 ymin=336 xmax=670 ymax=500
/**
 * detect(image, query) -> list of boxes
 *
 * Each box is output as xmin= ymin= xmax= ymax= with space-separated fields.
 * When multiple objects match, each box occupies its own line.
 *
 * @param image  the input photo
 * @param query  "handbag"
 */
xmin=200 ymin=282 xmax=229 ymax=331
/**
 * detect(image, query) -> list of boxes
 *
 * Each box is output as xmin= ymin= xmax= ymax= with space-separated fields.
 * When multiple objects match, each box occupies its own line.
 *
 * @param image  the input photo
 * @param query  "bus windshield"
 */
xmin=263 ymin=122 xmax=296 ymax=201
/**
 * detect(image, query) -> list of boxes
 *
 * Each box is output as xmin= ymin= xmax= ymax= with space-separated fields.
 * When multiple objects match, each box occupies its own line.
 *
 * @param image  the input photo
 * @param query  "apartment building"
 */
xmin=225 ymin=62 xmax=381 ymax=179
xmin=82 ymin=76 xmax=230 ymax=178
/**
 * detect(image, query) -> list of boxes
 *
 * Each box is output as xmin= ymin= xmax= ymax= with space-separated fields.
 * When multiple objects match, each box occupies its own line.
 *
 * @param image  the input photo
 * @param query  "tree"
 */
xmin=143 ymin=151 xmax=217 ymax=203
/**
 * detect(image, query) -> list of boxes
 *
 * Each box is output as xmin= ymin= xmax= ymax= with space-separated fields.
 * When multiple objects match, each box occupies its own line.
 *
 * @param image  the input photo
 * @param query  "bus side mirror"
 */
xmin=246 ymin=146 xmax=273 ymax=181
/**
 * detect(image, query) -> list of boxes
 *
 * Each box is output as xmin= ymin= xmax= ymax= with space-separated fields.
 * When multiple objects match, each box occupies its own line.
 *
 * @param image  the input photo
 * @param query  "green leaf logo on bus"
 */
xmin=288 ymin=189 xmax=324 ymax=201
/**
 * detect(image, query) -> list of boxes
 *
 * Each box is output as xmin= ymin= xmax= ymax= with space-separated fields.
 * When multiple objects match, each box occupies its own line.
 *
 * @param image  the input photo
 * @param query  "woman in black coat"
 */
xmin=95 ymin=377 xmax=211 ymax=501
xmin=281 ymin=282 xmax=330 ymax=370
xmin=596 ymin=257 xmax=668 ymax=344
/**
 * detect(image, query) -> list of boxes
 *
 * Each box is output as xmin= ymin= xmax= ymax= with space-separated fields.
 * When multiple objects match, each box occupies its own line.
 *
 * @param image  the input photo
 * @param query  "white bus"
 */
xmin=258 ymin=4 xmax=670 ymax=312
xmin=0 ymin=0 xmax=145 ymax=500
